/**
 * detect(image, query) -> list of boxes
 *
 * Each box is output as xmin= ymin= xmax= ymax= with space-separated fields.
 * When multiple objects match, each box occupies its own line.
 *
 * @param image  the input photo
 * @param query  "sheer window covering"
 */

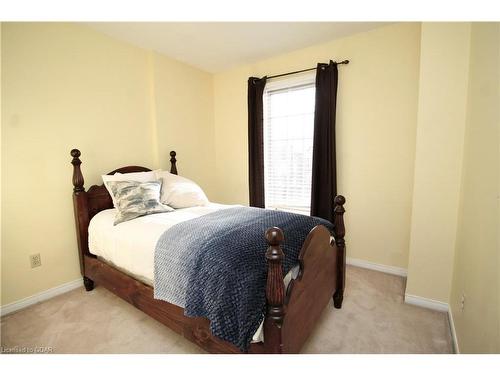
xmin=263 ymin=75 xmax=316 ymax=215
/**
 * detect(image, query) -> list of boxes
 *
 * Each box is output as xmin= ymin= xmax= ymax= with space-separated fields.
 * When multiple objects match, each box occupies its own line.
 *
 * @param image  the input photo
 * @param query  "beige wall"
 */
xmin=1 ymin=23 xmax=214 ymax=305
xmin=151 ymin=53 xmax=216 ymax=199
xmin=405 ymin=23 xmax=472 ymax=303
xmin=213 ymin=23 xmax=421 ymax=269
xmin=449 ymin=23 xmax=500 ymax=353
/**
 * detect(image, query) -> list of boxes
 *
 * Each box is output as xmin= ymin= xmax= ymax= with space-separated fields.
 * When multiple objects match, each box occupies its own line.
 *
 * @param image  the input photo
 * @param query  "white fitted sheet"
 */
xmin=88 ymin=203 xmax=298 ymax=343
xmin=88 ymin=203 xmax=237 ymax=284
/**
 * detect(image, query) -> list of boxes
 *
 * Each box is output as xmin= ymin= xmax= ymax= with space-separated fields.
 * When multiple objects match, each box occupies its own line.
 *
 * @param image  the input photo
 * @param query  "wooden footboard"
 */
xmin=70 ymin=149 xmax=346 ymax=354
xmin=282 ymin=225 xmax=338 ymax=353
xmin=256 ymin=197 xmax=346 ymax=353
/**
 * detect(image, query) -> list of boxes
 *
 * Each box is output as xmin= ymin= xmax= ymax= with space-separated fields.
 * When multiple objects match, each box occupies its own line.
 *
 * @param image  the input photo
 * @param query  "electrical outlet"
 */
xmin=460 ymin=294 xmax=466 ymax=311
xmin=30 ymin=253 xmax=42 ymax=268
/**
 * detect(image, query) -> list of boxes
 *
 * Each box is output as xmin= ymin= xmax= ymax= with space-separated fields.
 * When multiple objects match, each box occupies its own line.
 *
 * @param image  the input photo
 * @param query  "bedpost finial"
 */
xmin=71 ymin=149 xmax=81 ymax=159
xmin=333 ymin=195 xmax=346 ymax=309
xmin=265 ymin=227 xmax=284 ymax=247
xmin=333 ymin=195 xmax=346 ymax=237
xmin=334 ymin=195 xmax=346 ymax=217
xmin=334 ymin=195 xmax=345 ymax=207
xmin=265 ymin=227 xmax=285 ymax=264
xmin=169 ymin=150 xmax=178 ymax=175
xmin=71 ymin=148 xmax=85 ymax=192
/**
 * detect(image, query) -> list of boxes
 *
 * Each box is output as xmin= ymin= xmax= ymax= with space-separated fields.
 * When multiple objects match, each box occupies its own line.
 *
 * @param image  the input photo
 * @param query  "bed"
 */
xmin=70 ymin=149 xmax=346 ymax=354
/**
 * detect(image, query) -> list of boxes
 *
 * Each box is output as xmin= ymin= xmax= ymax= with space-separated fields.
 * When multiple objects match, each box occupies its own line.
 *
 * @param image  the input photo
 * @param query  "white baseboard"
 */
xmin=347 ymin=257 xmax=408 ymax=277
xmin=404 ymin=293 xmax=449 ymax=312
xmin=404 ymin=294 xmax=459 ymax=353
xmin=448 ymin=307 xmax=460 ymax=354
xmin=0 ymin=278 xmax=83 ymax=317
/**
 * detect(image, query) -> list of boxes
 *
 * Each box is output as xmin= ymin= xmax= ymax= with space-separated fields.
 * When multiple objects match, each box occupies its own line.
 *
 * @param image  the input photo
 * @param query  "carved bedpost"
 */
xmin=263 ymin=227 xmax=286 ymax=354
xmin=170 ymin=151 xmax=178 ymax=175
xmin=70 ymin=149 xmax=94 ymax=291
xmin=71 ymin=149 xmax=84 ymax=192
xmin=332 ymin=195 xmax=346 ymax=308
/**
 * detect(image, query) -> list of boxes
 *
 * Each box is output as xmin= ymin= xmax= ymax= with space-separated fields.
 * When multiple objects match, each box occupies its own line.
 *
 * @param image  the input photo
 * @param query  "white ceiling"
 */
xmin=86 ymin=22 xmax=389 ymax=73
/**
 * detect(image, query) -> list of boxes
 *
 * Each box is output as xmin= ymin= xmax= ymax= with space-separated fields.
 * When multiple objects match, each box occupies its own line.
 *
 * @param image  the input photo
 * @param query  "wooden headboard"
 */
xmin=70 ymin=149 xmax=178 ymax=274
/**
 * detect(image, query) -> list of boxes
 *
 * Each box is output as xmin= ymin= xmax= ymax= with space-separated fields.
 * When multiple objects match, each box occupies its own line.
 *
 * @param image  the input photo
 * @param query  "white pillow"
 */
xmin=102 ymin=170 xmax=158 ymax=207
xmin=155 ymin=170 xmax=209 ymax=209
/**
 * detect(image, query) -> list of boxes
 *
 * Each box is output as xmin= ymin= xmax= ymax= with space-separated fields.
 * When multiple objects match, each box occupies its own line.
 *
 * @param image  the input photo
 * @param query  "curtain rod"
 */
xmin=266 ymin=60 xmax=349 ymax=80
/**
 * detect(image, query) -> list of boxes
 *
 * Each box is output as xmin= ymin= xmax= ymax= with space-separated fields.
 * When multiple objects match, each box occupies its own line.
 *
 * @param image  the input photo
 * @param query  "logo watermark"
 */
xmin=1 ymin=345 xmax=53 ymax=354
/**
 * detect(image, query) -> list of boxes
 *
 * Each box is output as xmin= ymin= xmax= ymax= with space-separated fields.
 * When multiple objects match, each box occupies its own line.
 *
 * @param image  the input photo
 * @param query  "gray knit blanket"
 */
xmin=153 ymin=206 xmax=332 ymax=351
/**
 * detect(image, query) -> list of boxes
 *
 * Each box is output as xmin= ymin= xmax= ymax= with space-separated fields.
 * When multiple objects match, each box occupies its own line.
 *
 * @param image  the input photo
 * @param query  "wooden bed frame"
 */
xmin=70 ymin=149 xmax=346 ymax=354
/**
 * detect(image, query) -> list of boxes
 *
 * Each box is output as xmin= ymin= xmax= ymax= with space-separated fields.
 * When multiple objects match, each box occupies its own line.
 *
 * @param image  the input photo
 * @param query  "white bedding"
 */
xmin=88 ymin=203 xmax=298 ymax=343
xmin=88 ymin=203 xmax=237 ymax=284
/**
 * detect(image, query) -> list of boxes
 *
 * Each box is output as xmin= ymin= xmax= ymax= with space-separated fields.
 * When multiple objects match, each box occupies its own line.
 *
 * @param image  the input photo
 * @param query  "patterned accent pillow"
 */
xmin=106 ymin=180 xmax=174 ymax=225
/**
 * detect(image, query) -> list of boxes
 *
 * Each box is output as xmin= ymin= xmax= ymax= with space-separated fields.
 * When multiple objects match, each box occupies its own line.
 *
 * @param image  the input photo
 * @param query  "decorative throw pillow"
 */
xmin=106 ymin=180 xmax=174 ymax=225
xmin=102 ymin=170 xmax=159 ymax=207
xmin=155 ymin=171 xmax=209 ymax=209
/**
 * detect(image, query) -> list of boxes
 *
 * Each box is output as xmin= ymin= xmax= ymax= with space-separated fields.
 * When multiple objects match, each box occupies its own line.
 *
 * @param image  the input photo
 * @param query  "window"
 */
xmin=263 ymin=74 xmax=316 ymax=215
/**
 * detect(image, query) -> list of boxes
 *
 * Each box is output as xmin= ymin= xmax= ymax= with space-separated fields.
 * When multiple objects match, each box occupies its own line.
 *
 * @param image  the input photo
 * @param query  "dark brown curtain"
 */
xmin=248 ymin=76 xmax=267 ymax=208
xmin=311 ymin=61 xmax=338 ymax=222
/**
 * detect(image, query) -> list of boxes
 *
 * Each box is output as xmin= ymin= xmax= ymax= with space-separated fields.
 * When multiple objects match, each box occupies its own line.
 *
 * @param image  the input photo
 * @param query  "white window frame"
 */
xmin=263 ymin=72 xmax=316 ymax=215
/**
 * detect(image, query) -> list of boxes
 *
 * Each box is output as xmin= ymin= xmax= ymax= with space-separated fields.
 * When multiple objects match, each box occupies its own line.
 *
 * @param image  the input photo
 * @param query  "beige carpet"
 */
xmin=0 ymin=266 xmax=453 ymax=354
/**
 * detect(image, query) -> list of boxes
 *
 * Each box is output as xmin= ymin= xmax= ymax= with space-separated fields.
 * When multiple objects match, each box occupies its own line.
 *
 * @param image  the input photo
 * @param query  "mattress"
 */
xmin=88 ymin=203 xmax=298 ymax=343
